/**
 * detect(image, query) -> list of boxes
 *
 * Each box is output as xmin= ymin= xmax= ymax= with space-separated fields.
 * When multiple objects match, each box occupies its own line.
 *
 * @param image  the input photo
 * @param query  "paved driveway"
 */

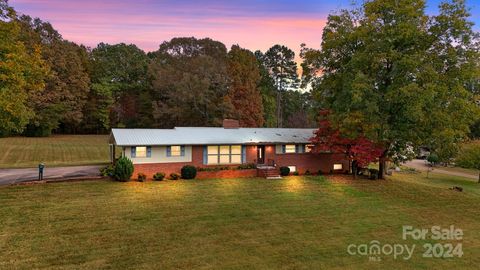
xmin=404 ymin=159 xmax=478 ymax=180
xmin=0 ymin=165 xmax=102 ymax=186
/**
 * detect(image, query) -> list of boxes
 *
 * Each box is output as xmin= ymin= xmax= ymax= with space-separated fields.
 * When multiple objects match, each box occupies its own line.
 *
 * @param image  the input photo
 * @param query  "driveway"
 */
xmin=404 ymin=159 xmax=478 ymax=180
xmin=0 ymin=165 xmax=102 ymax=186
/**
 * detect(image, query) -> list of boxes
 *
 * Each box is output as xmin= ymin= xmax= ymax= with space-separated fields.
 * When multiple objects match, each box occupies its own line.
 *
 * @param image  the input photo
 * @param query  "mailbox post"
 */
xmin=38 ymin=163 xmax=45 ymax=181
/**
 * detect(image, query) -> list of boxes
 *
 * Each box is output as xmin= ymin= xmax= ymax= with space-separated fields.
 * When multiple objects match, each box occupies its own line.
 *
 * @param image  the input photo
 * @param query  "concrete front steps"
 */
xmin=257 ymin=166 xmax=282 ymax=179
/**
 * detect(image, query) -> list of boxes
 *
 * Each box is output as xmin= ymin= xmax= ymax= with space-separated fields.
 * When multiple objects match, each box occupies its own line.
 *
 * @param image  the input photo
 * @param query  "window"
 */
xmin=170 ymin=146 xmax=181 ymax=157
xmin=167 ymin=145 xmax=184 ymax=157
xmin=285 ymin=144 xmax=296 ymax=153
xmin=135 ymin=146 xmax=147 ymax=158
xmin=207 ymin=145 xmax=242 ymax=165
xmin=333 ymin=164 xmax=343 ymax=170
xmin=288 ymin=166 xmax=297 ymax=172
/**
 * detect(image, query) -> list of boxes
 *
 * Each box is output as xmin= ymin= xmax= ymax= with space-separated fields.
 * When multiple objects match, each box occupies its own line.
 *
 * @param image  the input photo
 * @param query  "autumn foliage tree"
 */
xmin=0 ymin=2 xmax=47 ymax=136
xmin=310 ymin=110 xmax=383 ymax=178
xmin=149 ymin=37 xmax=232 ymax=127
xmin=226 ymin=45 xmax=264 ymax=127
xmin=303 ymin=0 xmax=480 ymax=178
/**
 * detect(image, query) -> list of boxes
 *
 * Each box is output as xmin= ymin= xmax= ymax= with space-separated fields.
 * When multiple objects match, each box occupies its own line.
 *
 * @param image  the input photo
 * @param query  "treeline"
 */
xmin=0 ymin=1 xmax=316 ymax=137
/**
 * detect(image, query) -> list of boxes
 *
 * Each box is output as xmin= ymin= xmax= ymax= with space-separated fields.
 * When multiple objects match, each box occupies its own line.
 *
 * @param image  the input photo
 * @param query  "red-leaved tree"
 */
xmin=310 ymin=110 xmax=384 ymax=178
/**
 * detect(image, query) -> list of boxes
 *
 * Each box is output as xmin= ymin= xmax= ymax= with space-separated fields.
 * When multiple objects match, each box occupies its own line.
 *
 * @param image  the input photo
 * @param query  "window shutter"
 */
xmin=282 ymin=145 xmax=286 ymax=154
xmin=166 ymin=146 xmax=171 ymax=157
xmin=180 ymin=146 xmax=185 ymax=156
xmin=241 ymin=145 xmax=246 ymax=164
xmin=302 ymin=144 xmax=306 ymax=153
xmin=131 ymin=147 xmax=136 ymax=158
xmin=146 ymin=146 xmax=152 ymax=157
xmin=203 ymin=146 xmax=207 ymax=165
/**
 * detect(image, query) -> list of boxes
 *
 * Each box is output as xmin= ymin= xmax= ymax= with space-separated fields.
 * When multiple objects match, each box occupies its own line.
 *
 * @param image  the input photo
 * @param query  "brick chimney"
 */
xmin=223 ymin=119 xmax=240 ymax=129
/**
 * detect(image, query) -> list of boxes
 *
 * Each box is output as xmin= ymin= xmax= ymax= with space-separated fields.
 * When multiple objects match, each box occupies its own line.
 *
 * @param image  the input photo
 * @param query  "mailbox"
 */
xmin=38 ymin=163 xmax=45 ymax=180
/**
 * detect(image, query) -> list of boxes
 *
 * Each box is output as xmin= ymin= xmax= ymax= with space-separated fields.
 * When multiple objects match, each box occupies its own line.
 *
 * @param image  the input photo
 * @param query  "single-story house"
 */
xmin=109 ymin=120 xmax=349 ymax=179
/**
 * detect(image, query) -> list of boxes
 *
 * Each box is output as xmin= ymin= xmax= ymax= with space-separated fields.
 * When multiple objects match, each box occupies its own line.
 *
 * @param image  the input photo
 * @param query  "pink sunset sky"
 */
xmin=10 ymin=0 xmax=480 ymax=56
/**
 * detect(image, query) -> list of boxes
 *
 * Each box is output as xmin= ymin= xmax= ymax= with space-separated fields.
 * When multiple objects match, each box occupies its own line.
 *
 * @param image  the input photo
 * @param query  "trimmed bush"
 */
xmin=198 ymin=166 xmax=230 ymax=172
xmin=137 ymin=173 xmax=147 ymax=182
xmin=181 ymin=165 xmax=197 ymax=179
xmin=317 ymin=170 xmax=323 ymax=175
xmin=305 ymin=170 xmax=311 ymax=176
xmin=279 ymin=166 xmax=290 ymax=176
xmin=237 ymin=163 xmax=256 ymax=170
xmin=293 ymin=171 xmax=299 ymax=176
xmin=113 ymin=157 xmax=134 ymax=181
xmin=153 ymin=172 xmax=165 ymax=181
xmin=169 ymin=173 xmax=180 ymax=180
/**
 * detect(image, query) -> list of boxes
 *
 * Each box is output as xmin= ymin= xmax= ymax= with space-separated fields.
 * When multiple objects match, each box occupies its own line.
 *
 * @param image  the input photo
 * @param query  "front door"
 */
xmin=257 ymin=145 xmax=265 ymax=164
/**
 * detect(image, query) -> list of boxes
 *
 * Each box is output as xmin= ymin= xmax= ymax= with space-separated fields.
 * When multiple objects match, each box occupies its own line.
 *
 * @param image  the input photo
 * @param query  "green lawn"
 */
xmin=0 ymin=135 xmax=111 ymax=168
xmin=433 ymin=165 xmax=479 ymax=177
xmin=0 ymin=175 xmax=478 ymax=269
xmin=392 ymin=170 xmax=480 ymax=195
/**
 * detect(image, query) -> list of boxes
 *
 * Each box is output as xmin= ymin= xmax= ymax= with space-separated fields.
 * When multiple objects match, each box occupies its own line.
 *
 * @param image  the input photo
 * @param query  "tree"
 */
xmin=226 ymin=45 xmax=264 ymax=127
xmin=456 ymin=143 xmax=480 ymax=183
xmin=149 ymin=37 xmax=232 ymax=127
xmin=303 ymin=0 xmax=480 ymax=178
xmin=255 ymin=50 xmax=277 ymax=127
xmin=470 ymin=120 xmax=480 ymax=139
xmin=87 ymin=43 xmax=150 ymax=131
xmin=261 ymin=45 xmax=298 ymax=127
xmin=310 ymin=110 xmax=383 ymax=178
xmin=0 ymin=2 xmax=47 ymax=135
xmin=16 ymin=15 xmax=90 ymax=136
xmin=282 ymin=90 xmax=315 ymax=128
xmin=81 ymin=82 xmax=114 ymax=133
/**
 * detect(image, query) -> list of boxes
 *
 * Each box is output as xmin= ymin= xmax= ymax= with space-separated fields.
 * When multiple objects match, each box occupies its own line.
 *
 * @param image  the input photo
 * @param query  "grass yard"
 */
xmin=433 ymin=165 xmax=479 ymax=177
xmin=0 ymin=135 xmax=111 ymax=168
xmin=393 ymin=170 xmax=480 ymax=195
xmin=0 ymin=174 xmax=478 ymax=269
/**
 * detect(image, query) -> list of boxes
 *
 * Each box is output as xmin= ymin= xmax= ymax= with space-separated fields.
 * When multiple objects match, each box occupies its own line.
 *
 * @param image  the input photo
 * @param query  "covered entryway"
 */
xmin=257 ymin=145 xmax=265 ymax=164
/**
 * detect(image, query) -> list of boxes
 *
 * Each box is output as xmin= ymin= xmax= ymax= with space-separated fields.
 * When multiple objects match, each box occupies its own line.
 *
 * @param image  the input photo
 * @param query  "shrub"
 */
xmin=181 ymin=165 xmax=197 ymax=179
xmin=153 ymin=172 xmax=165 ymax=181
xmin=137 ymin=173 xmax=147 ymax=182
xmin=304 ymin=170 xmax=311 ymax=175
xmin=456 ymin=144 xmax=480 ymax=170
xmin=293 ymin=171 xmax=299 ymax=176
xmin=113 ymin=157 xmax=134 ymax=181
xmin=197 ymin=166 xmax=230 ymax=172
xmin=100 ymin=165 xmax=115 ymax=177
xmin=317 ymin=170 xmax=323 ymax=175
xmin=279 ymin=166 xmax=290 ymax=176
xmin=427 ymin=153 xmax=439 ymax=166
xmin=237 ymin=163 xmax=256 ymax=170
xmin=456 ymin=144 xmax=480 ymax=183
xmin=169 ymin=173 xmax=180 ymax=180
xmin=369 ymin=169 xmax=379 ymax=180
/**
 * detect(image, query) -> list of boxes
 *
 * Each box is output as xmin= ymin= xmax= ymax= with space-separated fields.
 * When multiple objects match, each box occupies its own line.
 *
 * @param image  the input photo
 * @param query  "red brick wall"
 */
xmin=273 ymin=153 xmax=349 ymax=174
xmin=247 ymin=144 xmax=349 ymax=174
xmin=132 ymin=144 xmax=349 ymax=179
xmin=197 ymin=169 xmax=257 ymax=179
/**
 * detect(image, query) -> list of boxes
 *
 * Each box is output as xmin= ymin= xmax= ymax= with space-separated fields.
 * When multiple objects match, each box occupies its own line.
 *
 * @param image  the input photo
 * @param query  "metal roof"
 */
xmin=110 ymin=127 xmax=316 ymax=146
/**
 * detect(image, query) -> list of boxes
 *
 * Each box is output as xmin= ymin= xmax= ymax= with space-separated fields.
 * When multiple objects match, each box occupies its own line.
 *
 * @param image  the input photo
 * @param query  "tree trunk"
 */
xmin=378 ymin=151 xmax=387 ymax=179
xmin=352 ymin=160 xmax=357 ymax=179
